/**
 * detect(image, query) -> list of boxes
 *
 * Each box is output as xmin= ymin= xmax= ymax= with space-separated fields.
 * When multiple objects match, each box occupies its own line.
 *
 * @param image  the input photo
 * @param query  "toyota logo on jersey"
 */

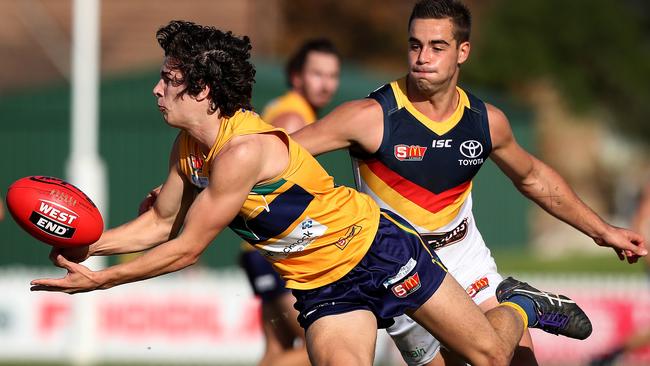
xmin=459 ymin=140 xmax=483 ymax=158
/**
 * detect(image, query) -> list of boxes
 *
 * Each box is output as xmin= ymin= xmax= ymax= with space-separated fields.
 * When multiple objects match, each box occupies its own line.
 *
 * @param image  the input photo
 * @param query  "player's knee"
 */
xmin=469 ymin=339 xmax=512 ymax=366
xmin=487 ymin=348 xmax=511 ymax=366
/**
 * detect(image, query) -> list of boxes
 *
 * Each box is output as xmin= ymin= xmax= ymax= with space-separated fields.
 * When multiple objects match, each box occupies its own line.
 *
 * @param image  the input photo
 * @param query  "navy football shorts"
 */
xmin=239 ymin=249 xmax=290 ymax=303
xmin=292 ymin=209 xmax=448 ymax=330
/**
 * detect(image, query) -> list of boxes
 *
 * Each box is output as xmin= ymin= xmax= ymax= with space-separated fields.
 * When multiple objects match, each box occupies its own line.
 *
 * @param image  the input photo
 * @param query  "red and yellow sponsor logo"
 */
xmin=394 ymin=144 xmax=427 ymax=161
xmin=392 ymin=272 xmax=422 ymax=298
xmin=466 ymin=277 xmax=490 ymax=298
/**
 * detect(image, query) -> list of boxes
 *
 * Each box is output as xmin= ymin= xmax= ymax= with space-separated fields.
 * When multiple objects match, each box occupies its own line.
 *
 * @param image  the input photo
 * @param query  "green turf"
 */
xmin=493 ymin=248 xmax=647 ymax=274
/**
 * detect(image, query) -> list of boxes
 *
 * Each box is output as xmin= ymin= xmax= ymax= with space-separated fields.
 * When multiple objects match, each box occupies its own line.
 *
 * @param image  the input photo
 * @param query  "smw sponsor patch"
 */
xmin=394 ymin=144 xmax=427 ymax=161
xmin=466 ymin=277 xmax=490 ymax=299
xmin=382 ymin=258 xmax=422 ymax=298
xmin=392 ymin=272 xmax=422 ymax=298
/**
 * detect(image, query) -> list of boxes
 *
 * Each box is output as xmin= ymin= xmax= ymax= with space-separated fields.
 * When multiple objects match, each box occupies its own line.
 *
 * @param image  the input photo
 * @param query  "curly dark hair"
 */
xmin=156 ymin=20 xmax=256 ymax=118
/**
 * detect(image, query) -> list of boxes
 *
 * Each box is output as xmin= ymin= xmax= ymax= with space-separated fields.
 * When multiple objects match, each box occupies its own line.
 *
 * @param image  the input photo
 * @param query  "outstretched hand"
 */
xmin=31 ymin=255 xmax=101 ymax=294
xmin=48 ymin=245 xmax=90 ymax=267
xmin=594 ymin=226 xmax=647 ymax=264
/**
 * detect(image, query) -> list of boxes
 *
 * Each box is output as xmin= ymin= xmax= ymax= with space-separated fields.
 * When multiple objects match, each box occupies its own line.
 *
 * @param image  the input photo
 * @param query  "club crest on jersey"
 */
xmin=188 ymin=154 xmax=209 ymax=188
xmin=190 ymin=154 xmax=205 ymax=172
xmin=391 ymin=272 xmax=422 ymax=298
xmin=466 ymin=277 xmax=490 ymax=298
xmin=394 ymin=145 xmax=427 ymax=161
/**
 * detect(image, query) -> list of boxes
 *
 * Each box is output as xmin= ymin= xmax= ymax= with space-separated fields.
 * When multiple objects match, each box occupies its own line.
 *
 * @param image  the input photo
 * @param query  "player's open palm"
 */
xmin=31 ymin=255 xmax=100 ymax=294
xmin=594 ymin=226 xmax=647 ymax=263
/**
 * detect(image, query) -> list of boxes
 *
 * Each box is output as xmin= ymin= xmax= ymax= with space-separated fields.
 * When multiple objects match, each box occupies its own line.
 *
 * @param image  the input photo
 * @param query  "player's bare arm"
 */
xmin=48 ymin=139 xmax=193 ymax=268
xmin=487 ymin=103 xmax=647 ymax=262
xmin=290 ymin=98 xmax=384 ymax=156
xmin=269 ymin=112 xmax=308 ymax=134
xmin=31 ymin=133 xmax=284 ymax=294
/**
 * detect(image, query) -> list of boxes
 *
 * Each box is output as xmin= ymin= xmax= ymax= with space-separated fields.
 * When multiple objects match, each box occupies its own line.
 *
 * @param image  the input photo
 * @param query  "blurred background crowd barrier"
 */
xmin=0 ymin=0 xmax=649 ymax=365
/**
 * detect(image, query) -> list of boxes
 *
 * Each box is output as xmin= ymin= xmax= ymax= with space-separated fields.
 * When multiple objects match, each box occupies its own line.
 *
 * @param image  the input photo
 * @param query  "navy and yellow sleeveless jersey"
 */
xmin=178 ymin=110 xmax=380 ymax=290
xmin=352 ymin=78 xmax=492 ymax=232
xmin=262 ymin=91 xmax=316 ymax=125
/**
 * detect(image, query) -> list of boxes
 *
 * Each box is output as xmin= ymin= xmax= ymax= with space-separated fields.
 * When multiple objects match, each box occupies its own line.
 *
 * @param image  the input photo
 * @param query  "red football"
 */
xmin=5 ymin=176 xmax=104 ymax=247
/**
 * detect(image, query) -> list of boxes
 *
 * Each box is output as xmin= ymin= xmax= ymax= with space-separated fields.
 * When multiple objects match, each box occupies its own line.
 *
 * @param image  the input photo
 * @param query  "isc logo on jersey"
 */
xmin=29 ymin=199 xmax=78 ymax=238
xmin=394 ymin=145 xmax=427 ymax=161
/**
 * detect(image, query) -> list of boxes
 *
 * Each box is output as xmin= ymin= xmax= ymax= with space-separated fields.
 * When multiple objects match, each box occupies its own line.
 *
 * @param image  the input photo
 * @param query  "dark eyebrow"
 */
xmin=408 ymin=37 xmax=450 ymax=47
xmin=408 ymin=37 xmax=422 ymax=45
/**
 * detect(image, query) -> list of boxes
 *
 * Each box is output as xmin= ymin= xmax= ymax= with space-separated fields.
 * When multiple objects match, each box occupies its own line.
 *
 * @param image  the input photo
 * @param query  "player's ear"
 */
xmin=197 ymin=83 xmax=211 ymax=101
xmin=457 ymin=41 xmax=470 ymax=65
xmin=291 ymin=72 xmax=303 ymax=90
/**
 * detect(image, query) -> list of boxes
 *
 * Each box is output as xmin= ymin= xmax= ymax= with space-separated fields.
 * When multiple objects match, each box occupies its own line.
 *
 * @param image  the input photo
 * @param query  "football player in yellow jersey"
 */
xmin=240 ymin=38 xmax=339 ymax=366
xmin=290 ymin=1 xmax=647 ymax=365
xmin=262 ymin=38 xmax=340 ymax=133
xmin=33 ymin=20 xmax=592 ymax=366
xmin=138 ymin=39 xmax=340 ymax=366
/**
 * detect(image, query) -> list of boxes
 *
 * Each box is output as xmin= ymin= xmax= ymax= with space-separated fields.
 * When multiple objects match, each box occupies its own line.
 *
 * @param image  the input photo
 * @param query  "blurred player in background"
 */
xmin=31 ymin=20 xmax=594 ymax=366
xmin=262 ymin=38 xmax=340 ymax=133
xmin=291 ymin=0 xmax=646 ymax=365
xmin=240 ymin=38 xmax=339 ymax=366
xmin=590 ymin=180 xmax=650 ymax=366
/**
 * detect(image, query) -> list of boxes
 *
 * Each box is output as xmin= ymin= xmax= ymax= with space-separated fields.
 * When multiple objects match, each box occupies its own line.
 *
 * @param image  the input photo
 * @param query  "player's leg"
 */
xmin=386 ymin=314 xmax=443 ymax=366
xmin=478 ymin=297 xmax=537 ymax=366
xmin=305 ymin=310 xmax=378 ymax=366
xmin=258 ymin=292 xmax=309 ymax=366
xmin=240 ymin=249 xmax=308 ymax=366
xmin=407 ymin=273 xmax=518 ymax=366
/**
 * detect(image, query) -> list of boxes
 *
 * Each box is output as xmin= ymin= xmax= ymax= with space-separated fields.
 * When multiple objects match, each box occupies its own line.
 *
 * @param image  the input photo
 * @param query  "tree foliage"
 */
xmin=463 ymin=0 xmax=650 ymax=140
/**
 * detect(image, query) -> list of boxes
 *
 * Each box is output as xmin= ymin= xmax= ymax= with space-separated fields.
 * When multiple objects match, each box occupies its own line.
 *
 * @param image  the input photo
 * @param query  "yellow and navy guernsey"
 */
xmin=178 ymin=109 xmax=380 ymax=290
xmin=352 ymin=78 xmax=492 ymax=232
xmin=238 ymin=91 xmax=316 ymax=256
xmin=261 ymin=91 xmax=317 ymax=125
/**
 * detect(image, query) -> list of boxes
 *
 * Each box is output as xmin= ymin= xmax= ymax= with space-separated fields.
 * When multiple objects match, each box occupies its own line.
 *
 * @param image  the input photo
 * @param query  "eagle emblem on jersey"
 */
xmin=394 ymin=144 xmax=427 ymax=161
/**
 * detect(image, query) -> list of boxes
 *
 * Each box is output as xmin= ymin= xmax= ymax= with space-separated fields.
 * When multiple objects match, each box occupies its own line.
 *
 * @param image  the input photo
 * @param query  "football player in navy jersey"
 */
xmin=291 ymin=0 xmax=647 ymax=365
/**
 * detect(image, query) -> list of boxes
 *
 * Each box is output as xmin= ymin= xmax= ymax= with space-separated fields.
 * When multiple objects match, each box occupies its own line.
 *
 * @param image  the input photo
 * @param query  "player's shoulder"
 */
xmin=484 ymin=103 xmax=515 ymax=147
xmin=220 ymin=133 xmax=265 ymax=159
xmin=268 ymin=112 xmax=307 ymax=134
xmin=336 ymin=98 xmax=383 ymax=119
xmin=485 ymin=103 xmax=511 ymax=130
xmin=485 ymin=102 xmax=507 ymax=121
